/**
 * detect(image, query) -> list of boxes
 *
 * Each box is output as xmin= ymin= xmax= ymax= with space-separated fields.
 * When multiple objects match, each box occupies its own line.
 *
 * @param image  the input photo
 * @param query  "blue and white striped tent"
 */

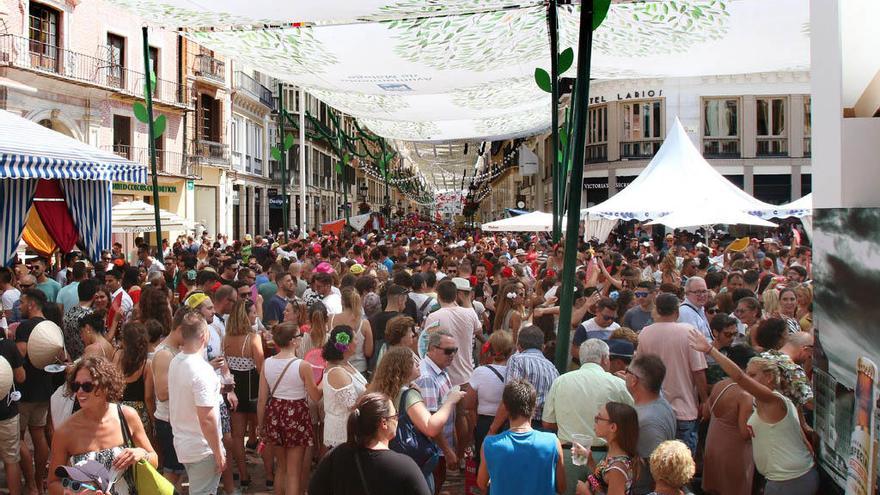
xmin=0 ymin=109 xmax=147 ymax=265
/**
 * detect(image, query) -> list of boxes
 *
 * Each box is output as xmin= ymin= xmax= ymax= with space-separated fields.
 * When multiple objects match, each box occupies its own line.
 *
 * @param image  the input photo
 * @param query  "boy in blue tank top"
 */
xmin=478 ymin=378 xmax=566 ymax=495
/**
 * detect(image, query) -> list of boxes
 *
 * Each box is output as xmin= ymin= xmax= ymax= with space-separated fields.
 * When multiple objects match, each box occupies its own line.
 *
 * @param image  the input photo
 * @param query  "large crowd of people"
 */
xmin=0 ymin=220 xmax=817 ymax=495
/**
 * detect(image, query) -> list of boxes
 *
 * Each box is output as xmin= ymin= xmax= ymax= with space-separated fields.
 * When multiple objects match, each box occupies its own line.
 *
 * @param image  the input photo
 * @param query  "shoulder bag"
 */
xmin=389 ymin=388 xmax=441 ymax=474
xmin=118 ymin=404 xmax=175 ymax=495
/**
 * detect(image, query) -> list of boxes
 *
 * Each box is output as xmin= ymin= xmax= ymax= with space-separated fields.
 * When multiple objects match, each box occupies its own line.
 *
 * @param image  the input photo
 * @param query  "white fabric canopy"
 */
xmin=106 ymin=0 xmax=810 ymax=142
xmin=584 ymin=217 xmax=619 ymax=243
xmin=646 ymin=207 xmax=778 ymax=229
xmin=112 ymin=200 xmax=194 ymax=234
xmin=583 ymin=117 xmax=778 ymax=221
xmin=481 ymin=211 xmax=560 ymax=232
xmin=757 ymin=193 xmax=813 ymax=219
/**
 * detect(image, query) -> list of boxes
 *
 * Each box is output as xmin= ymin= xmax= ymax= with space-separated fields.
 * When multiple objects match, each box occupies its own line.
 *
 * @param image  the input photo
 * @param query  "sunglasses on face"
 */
xmin=634 ymin=291 xmax=649 ymax=298
xmin=62 ymin=478 xmax=98 ymax=492
xmin=19 ymin=284 xmax=33 ymax=289
xmin=434 ymin=346 xmax=458 ymax=355
xmin=706 ymin=308 xmax=719 ymax=315
xmin=721 ymin=330 xmax=738 ymax=338
xmin=70 ymin=381 xmax=96 ymax=393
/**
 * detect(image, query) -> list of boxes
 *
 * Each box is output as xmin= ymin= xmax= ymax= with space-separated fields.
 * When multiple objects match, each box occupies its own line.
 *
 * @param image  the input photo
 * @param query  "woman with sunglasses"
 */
xmin=47 ymin=357 xmax=157 ymax=495
xmin=572 ymin=402 xmax=639 ymax=495
xmin=322 ymin=326 xmax=368 ymax=449
xmin=309 ymin=392 xmax=431 ymax=495
xmin=257 ymin=321 xmax=322 ymax=495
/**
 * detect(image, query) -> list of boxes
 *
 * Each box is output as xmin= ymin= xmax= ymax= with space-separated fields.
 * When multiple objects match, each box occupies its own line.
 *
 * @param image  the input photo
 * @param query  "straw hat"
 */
xmin=0 ymin=356 xmax=12 ymax=400
xmin=728 ymin=237 xmax=750 ymax=252
xmin=27 ymin=320 xmax=65 ymax=368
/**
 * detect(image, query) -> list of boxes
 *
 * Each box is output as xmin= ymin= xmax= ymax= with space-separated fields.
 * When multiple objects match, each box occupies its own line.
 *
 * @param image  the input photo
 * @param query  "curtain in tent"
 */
xmin=60 ymin=179 xmax=112 ymax=262
xmin=22 ymin=206 xmax=57 ymax=257
xmin=0 ymin=179 xmax=38 ymax=266
xmin=34 ymin=179 xmax=79 ymax=253
xmin=584 ymin=216 xmax=619 ymax=244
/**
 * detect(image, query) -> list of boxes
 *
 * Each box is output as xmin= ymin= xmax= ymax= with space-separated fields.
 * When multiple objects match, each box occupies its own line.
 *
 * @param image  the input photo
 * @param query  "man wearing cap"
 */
xmin=168 ymin=311 xmax=225 ymax=495
xmin=0 ymin=314 xmax=25 ymax=495
xmin=607 ymin=339 xmax=635 ymax=374
xmin=15 ymin=289 xmax=53 ymax=495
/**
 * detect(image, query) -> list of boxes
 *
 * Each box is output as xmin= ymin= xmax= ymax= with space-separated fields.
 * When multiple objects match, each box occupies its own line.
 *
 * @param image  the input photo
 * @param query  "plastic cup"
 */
xmin=571 ymin=434 xmax=593 ymax=466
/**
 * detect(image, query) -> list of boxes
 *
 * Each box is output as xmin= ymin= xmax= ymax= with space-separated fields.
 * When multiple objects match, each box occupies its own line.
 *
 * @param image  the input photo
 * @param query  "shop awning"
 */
xmin=112 ymin=200 xmax=194 ymax=234
xmin=0 ymin=110 xmax=147 ymax=182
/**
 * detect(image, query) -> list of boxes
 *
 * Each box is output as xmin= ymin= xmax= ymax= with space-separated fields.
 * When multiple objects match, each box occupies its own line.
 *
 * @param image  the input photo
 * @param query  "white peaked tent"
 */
xmin=758 ymin=193 xmax=813 ymax=219
xmin=646 ymin=206 xmax=778 ymax=229
xmin=583 ymin=118 xmax=778 ymax=222
xmin=481 ymin=211 xmax=561 ymax=233
xmin=112 ymin=200 xmax=194 ymax=234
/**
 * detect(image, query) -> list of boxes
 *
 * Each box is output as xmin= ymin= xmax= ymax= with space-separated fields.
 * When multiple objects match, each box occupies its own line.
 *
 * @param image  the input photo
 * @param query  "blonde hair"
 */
xmin=368 ymin=346 xmax=415 ymax=400
xmin=341 ymin=286 xmax=363 ymax=317
xmin=649 ymin=440 xmax=695 ymax=488
xmin=762 ymin=288 xmax=780 ymax=315
xmin=794 ymin=284 xmax=813 ymax=306
xmin=611 ymin=327 xmax=639 ymax=346
xmin=748 ymin=357 xmax=781 ymax=389
xmin=487 ymin=330 xmax=514 ymax=361
xmin=225 ymin=299 xmax=251 ymax=337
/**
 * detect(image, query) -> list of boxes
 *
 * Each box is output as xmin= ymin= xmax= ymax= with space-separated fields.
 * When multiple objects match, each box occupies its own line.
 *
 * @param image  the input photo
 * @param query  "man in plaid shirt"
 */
xmin=417 ymin=329 xmax=458 ymax=493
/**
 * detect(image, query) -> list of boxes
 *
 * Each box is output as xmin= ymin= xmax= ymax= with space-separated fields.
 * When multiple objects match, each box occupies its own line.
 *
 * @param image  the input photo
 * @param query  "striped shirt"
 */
xmin=505 ymin=349 xmax=559 ymax=422
xmin=416 ymin=357 xmax=454 ymax=443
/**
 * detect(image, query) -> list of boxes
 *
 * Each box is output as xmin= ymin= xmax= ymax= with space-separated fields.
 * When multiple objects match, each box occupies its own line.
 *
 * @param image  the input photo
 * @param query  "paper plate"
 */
xmin=27 ymin=320 xmax=65 ymax=369
xmin=0 ymin=356 xmax=11 ymax=400
xmin=728 ymin=237 xmax=750 ymax=252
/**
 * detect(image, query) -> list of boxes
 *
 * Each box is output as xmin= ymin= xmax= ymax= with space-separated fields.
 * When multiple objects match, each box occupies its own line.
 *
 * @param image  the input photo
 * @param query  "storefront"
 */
xmin=112 ymin=178 xmax=188 ymax=252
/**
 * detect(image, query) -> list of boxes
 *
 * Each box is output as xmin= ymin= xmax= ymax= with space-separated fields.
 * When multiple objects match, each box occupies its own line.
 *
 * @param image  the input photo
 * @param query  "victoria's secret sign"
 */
xmin=590 ymin=89 xmax=663 ymax=105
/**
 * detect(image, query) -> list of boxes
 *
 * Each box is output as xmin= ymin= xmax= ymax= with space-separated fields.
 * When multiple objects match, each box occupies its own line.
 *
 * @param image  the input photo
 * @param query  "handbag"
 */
xmin=117 ymin=404 xmax=175 ymax=495
xmin=389 ymin=388 xmax=441 ymax=473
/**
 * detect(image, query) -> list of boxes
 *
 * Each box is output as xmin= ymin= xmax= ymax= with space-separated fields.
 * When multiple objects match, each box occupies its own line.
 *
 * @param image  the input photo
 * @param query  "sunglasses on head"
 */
xmin=70 ymin=381 xmax=96 ymax=393
xmin=62 ymin=478 xmax=98 ymax=492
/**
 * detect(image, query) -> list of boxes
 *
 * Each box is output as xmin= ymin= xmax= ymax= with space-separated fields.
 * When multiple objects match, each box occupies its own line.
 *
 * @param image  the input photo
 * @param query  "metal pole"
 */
xmin=548 ymin=0 xmax=561 ymax=242
xmin=554 ymin=0 xmax=594 ymax=374
xmin=277 ymin=83 xmax=288 ymax=243
xmin=141 ymin=27 xmax=163 ymax=262
xmin=298 ymin=88 xmax=307 ymax=238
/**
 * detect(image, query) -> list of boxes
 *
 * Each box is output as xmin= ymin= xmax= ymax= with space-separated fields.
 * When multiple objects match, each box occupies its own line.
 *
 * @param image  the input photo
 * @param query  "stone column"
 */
xmin=247 ymin=185 xmax=256 ymax=236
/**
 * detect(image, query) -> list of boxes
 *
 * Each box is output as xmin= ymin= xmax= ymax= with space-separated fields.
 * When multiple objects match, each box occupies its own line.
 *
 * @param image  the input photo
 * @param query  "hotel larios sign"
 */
xmin=589 ymin=89 xmax=663 ymax=105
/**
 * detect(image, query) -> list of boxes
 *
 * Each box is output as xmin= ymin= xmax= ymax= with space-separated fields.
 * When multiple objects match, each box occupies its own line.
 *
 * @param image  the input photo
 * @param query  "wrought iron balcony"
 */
xmin=0 ymin=34 xmax=186 ymax=107
xmin=191 ymin=139 xmax=230 ymax=166
xmin=620 ymin=140 xmax=662 ymax=160
xmin=103 ymin=144 xmax=201 ymax=179
xmin=194 ymin=54 xmax=225 ymax=84
xmin=234 ymin=71 xmax=274 ymax=109
xmin=703 ymin=138 xmax=741 ymax=158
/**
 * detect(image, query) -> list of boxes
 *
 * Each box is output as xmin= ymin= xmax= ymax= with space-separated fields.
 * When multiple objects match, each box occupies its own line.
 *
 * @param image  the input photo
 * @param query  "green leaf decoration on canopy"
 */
xmin=593 ymin=0 xmax=612 ymax=30
xmin=534 ymin=68 xmax=551 ymax=93
xmin=284 ymin=133 xmax=295 ymax=150
xmin=558 ymin=47 xmax=574 ymax=74
xmin=133 ymin=103 xmax=149 ymax=123
xmin=270 ymin=147 xmax=282 ymax=162
xmin=152 ymin=114 xmax=167 ymax=137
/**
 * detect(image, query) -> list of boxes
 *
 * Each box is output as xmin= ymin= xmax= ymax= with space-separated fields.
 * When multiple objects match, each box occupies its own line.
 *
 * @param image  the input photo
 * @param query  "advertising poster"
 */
xmin=813 ymin=208 xmax=880 ymax=494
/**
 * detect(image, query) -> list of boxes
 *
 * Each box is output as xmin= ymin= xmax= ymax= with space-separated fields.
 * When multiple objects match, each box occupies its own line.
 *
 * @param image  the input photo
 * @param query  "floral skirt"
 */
xmin=263 ymin=398 xmax=314 ymax=448
xmin=122 ymin=400 xmax=153 ymax=438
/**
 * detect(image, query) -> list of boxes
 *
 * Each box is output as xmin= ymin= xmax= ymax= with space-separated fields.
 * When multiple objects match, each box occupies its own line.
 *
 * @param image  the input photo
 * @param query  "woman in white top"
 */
xmin=258 ymin=322 xmax=322 ymax=495
xmin=328 ymin=287 xmax=373 ymax=374
xmin=321 ymin=325 xmax=368 ymax=448
xmin=464 ymin=330 xmax=513 ymax=468
xmin=689 ymin=328 xmax=818 ymax=495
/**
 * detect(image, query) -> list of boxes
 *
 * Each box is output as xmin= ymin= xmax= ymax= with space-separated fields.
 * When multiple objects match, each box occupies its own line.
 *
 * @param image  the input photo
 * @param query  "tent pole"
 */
xmin=554 ymin=0 xmax=594 ymax=374
xmin=547 ymin=0 xmax=561 ymax=243
xmin=299 ymin=88 xmax=307 ymax=238
xmin=142 ymin=27 xmax=163 ymax=263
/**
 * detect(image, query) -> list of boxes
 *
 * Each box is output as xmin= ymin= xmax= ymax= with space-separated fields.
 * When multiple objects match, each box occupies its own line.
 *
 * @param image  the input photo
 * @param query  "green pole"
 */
xmin=141 ymin=27 xmax=163 ymax=263
xmin=548 ymin=0 xmax=561 ymax=242
xmin=554 ymin=0 xmax=594 ymax=374
xmin=278 ymin=83 xmax=288 ymax=243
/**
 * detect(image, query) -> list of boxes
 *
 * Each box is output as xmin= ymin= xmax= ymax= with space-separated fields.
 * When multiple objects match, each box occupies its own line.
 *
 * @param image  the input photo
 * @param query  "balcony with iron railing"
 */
xmin=103 ymin=144 xmax=201 ymax=179
xmin=194 ymin=54 xmax=225 ymax=85
xmin=0 ymin=34 xmax=186 ymax=107
xmin=191 ymin=139 xmax=230 ymax=166
xmin=703 ymin=138 xmax=741 ymax=158
xmin=620 ymin=140 xmax=662 ymax=160
xmin=234 ymin=71 xmax=274 ymax=109
xmin=586 ymin=143 xmax=608 ymax=163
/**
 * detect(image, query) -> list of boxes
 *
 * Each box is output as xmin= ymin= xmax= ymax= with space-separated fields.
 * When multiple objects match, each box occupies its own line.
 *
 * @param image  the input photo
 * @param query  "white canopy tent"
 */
xmin=583 ymin=118 xmax=779 ymax=223
xmin=758 ymin=193 xmax=813 ymax=219
xmin=111 ymin=200 xmax=194 ymax=234
xmin=646 ymin=206 xmax=778 ymax=229
xmin=481 ymin=211 xmax=560 ymax=233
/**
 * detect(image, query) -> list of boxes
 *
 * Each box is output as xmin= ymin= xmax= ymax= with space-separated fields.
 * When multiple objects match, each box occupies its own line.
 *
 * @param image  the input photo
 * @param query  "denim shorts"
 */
xmin=155 ymin=418 xmax=185 ymax=474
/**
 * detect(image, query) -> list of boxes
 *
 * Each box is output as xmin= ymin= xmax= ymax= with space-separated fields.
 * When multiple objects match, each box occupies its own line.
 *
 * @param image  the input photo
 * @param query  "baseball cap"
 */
xmin=55 ymin=459 xmax=114 ymax=493
xmin=515 ymin=249 xmax=526 ymax=256
xmin=451 ymin=277 xmax=472 ymax=292
xmin=607 ymin=339 xmax=635 ymax=360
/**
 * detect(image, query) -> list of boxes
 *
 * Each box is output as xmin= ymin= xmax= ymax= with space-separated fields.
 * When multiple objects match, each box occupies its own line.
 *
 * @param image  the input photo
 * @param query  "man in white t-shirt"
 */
xmin=0 ymin=268 xmax=21 ymax=329
xmin=168 ymin=312 xmax=225 ymax=495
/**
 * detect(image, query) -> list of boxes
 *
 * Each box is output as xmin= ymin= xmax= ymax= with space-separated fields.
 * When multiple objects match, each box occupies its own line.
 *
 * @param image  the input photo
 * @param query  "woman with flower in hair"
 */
xmin=257 ymin=321 xmax=323 ymax=495
xmin=321 ymin=325 xmax=368 ymax=449
xmin=492 ymin=281 xmax=526 ymax=341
